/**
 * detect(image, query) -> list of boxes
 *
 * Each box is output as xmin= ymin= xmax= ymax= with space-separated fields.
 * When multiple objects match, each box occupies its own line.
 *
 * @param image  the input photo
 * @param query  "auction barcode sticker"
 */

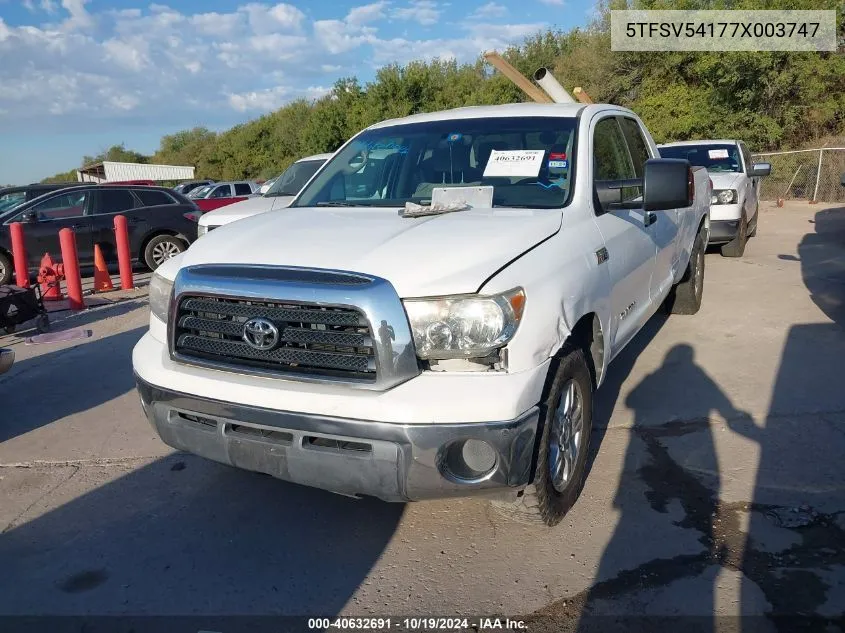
xmin=611 ymin=10 xmax=837 ymax=51
xmin=483 ymin=150 xmax=545 ymax=178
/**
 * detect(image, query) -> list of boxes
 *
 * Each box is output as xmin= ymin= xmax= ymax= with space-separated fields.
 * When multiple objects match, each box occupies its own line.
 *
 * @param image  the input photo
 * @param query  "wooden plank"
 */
xmin=573 ymin=87 xmax=594 ymax=104
xmin=483 ymin=51 xmax=553 ymax=103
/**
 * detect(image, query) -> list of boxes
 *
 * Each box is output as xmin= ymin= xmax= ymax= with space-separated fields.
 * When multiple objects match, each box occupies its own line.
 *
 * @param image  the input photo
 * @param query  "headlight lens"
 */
xmin=711 ymin=189 xmax=737 ymax=205
xmin=403 ymin=288 xmax=525 ymax=360
xmin=149 ymin=271 xmax=174 ymax=323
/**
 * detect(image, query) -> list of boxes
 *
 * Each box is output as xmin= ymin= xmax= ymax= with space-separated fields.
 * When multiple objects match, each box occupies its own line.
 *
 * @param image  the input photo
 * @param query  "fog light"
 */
xmin=441 ymin=439 xmax=498 ymax=482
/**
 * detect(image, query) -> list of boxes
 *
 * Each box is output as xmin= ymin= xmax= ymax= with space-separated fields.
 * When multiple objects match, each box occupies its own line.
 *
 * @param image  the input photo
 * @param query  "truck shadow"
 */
xmin=0 ymin=325 xmax=146 ymax=443
xmin=0 ymin=453 xmax=404 ymax=615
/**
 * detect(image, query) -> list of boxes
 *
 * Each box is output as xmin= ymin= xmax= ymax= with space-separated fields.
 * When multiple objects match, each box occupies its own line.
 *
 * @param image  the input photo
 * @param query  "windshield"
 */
xmin=294 ymin=117 xmax=577 ymax=210
xmin=659 ymin=144 xmax=742 ymax=173
xmin=266 ymin=159 xmax=326 ymax=196
xmin=189 ymin=185 xmax=212 ymax=199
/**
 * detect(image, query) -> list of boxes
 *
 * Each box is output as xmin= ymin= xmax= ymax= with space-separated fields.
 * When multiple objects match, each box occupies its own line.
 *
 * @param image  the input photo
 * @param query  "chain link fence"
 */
xmin=752 ymin=148 xmax=845 ymax=203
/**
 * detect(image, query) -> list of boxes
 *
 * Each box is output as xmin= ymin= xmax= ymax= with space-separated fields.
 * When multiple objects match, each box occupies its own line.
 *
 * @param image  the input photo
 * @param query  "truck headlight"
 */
xmin=403 ymin=288 xmax=525 ymax=360
xmin=711 ymin=189 xmax=737 ymax=205
xmin=149 ymin=271 xmax=174 ymax=323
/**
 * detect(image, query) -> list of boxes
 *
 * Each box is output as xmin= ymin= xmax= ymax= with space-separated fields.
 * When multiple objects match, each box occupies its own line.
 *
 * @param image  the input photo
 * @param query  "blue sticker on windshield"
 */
xmin=354 ymin=140 xmax=410 ymax=154
xmin=548 ymin=160 xmax=568 ymax=169
xmin=536 ymin=178 xmax=567 ymax=190
xmin=447 ymin=133 xmax=463 ymax=142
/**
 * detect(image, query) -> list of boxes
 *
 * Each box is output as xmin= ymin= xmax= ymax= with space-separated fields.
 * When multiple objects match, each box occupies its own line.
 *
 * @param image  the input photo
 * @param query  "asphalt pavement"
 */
xmin=1 ymin=202 xmax=843 ymax=630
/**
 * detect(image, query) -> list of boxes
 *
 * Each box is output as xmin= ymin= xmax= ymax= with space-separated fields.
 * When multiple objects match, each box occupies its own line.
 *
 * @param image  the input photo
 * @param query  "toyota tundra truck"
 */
xmin=133 ymin=103 xmax=711 ymax=526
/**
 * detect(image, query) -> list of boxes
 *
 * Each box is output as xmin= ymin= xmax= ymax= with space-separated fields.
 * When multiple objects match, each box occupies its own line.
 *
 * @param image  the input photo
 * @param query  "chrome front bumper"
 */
xmin=136 ymin=376 xmax=539 ymax=502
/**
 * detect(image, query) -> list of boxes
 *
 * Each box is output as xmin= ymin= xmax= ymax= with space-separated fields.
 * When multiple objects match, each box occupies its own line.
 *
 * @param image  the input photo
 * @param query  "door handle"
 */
xmin=644 ymin=212 xmax=657 ymax=227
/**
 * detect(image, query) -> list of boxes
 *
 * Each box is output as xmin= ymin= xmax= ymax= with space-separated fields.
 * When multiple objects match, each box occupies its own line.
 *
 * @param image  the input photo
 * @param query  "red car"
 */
xmin=187 ymin=181 xmax=258 ymax=212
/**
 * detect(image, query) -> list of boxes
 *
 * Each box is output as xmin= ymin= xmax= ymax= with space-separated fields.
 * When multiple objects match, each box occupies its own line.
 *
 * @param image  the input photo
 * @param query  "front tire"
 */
xmin=720 ymin=213 xmax=747 ymax=257
xmin=491 ymin=345 xmax=593 ymax=526
xmin=143 ymin=235 xmax=185 ymax=270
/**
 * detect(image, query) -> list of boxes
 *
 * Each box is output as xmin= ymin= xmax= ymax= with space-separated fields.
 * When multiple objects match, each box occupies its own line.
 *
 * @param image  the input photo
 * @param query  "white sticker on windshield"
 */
xmin=483 ymin=150 xmax=545 ymax=178
xmin=708 ymin=149 xmax=730 ymax=159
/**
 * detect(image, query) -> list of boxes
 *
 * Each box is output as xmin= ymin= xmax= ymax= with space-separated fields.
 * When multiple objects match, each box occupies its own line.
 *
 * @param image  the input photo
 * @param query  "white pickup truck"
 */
xmin=659 ymin=139 xmax=770 ymax=257
xmin=133 ymin=103 xmax=710 ymax=526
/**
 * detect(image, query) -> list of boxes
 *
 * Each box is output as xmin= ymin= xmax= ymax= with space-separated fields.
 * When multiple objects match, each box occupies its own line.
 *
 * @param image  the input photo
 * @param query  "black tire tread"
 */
xmin=0 ymin=251 xmax=12 ymax=286
xmin=720 ymin=214 xmax=747 ymax=257
xmin=491 ymin=344 xmax=593 ymax=527
xmin=665 ymin=230 xmax=705 ymax=315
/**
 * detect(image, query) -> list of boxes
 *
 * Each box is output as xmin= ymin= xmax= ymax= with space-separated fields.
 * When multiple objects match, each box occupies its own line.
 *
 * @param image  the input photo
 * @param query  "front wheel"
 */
xmin=143 ymin=235 xmax=185 ymax=270
xmin=720 ymin=213 xmax=747 ymax=257
xmin=491 ymin=345 xmax=594 ymax=526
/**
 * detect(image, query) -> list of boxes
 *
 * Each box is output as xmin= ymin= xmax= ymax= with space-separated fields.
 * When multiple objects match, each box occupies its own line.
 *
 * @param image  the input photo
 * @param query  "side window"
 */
xmin=135 ymin=189 xmax=175 ymax=207
xmin=594 ymin=118 xmax=635 ymax=181
xmin=93 ymin=188 xmax=136 ymax=214
xmin=30 ymin=191 xmax=88 ymax=220
xmin=739 ymin=144 xmax=752 ymax=173
xmin=593 ymin=118 xmax=641 ymax=210
xmin=618 ymin=117 xmax=651 ymax=178
xmin=233 ymin=183 xmax=252 ymax=196
xmin=210 ymin=185 xmax=231 ymax=198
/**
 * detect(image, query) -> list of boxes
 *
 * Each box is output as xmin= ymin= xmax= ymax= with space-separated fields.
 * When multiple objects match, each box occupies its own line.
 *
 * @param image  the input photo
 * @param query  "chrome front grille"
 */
xmin=174 ymin=296 xmax=377 ymax=381
xmin=168 ymin=265 xmax=420 ymax=390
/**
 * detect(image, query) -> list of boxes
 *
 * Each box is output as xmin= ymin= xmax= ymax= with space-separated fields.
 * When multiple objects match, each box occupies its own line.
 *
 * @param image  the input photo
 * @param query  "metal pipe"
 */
xmin=533 ymin=68 xmax=575 ymax=104
xmin=483 ymin=52 xmax=552 ymax=103
xmin=812 ymin=148 xmax=823 ymax=202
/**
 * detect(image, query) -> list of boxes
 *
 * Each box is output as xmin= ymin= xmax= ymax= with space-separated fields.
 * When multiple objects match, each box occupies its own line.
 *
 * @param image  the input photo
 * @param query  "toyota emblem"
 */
xmin=242 ymin=317 xmax=279 ymax=351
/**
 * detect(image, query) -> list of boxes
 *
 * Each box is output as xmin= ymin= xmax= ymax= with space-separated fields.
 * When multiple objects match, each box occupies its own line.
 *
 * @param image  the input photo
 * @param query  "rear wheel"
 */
xmin=143 ymin=235 xmax=185 ymax=270
xmin=0 ymin=251 xmax=12 ymax=286
xmin=664 ymin=228 xmax=705 ymax=315
xmin=721 ymin=213 xmax=747 ymax=257
xmin=491 ymin=345 xmax=593 ymax=526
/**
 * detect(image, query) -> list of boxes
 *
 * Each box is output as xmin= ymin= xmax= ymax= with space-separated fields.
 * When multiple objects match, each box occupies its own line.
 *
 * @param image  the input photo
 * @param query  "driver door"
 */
xmin=17 ymin=190 xmax=95 ymax=269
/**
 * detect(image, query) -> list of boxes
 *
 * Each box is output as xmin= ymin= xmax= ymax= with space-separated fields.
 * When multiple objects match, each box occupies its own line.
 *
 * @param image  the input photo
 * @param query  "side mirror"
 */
xmin=643 ymin=158 xmax=692 ymax=211
xmin=750 ymin=162 xmax=771 ymax=177
xmin=20 ymin=210 xmax=38 ymax=223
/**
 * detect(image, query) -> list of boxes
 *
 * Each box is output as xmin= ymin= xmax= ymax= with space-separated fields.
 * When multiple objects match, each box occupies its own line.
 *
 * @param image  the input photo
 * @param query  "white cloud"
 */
xmin=391 ymin=1 xmax=441 ymax=26
xmin=0 ymin=0 xmax=547 ymax=132
xmin=539 ymin=0 xmax=564 ymax=5
xmin=61 ymin=0 xmax=94 ymax=30
xmin=346 ymin=1 xmax=389 ymax=26
xmin=41 ymin=0 xmax=58 ymax=13
xmin=469 ymin=2 xmax=507 ymax=19
xmin=23 ymin=0 xmax=35 ymax=11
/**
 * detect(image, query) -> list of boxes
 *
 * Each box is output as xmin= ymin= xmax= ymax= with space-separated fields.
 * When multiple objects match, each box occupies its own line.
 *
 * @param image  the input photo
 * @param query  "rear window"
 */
xmin=234 ymin=183 xmax=253 ymax=196
xmin=135 ymin=189 xmax=175 ymax=207
xmin=95 ymin=188 xmax=136 ymax=214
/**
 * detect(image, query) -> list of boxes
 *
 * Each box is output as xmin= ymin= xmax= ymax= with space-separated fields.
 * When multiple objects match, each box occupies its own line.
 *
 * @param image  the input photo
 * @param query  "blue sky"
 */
xmin=0 ymin=0 xmax=595 ymax=184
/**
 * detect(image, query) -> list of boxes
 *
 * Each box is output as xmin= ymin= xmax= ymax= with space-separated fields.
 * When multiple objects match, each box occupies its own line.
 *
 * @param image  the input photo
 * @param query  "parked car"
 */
xmin=134 ymin=103 xmax=710 ymax=526
xmin=173 ymin=180 xmax=215 ymax=196
xmin=0 ymin=183 xmax=86 ymax=215
xmin=0 ymin=184 xmax=200 ymax=285
xmin=197 ymin=154 xmax=331 ymax=236
xmin=187 ymin=181 xmax=258 ymax=212
xmin=658 ymin=140 xmax=770 ymax=257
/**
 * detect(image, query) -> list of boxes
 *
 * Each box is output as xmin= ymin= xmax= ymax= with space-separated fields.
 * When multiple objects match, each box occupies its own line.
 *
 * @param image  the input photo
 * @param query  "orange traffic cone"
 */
xmin=93 ymin=244 xmax=114 ymax=292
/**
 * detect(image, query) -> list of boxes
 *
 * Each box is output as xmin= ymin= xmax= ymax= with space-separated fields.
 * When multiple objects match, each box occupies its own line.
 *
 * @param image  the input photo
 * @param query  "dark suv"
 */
xmin=0 ymin=185 xmax=200 ymax=285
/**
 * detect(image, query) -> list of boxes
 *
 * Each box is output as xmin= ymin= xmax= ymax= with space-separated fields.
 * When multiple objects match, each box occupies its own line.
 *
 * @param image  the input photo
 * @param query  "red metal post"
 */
xmin=114 ymin=215 xmax=134 ymax=290
xmin=58 ymin=228 xmax=84 ymax=310
xmin=9 ymin=222 xmax=29 ymax=288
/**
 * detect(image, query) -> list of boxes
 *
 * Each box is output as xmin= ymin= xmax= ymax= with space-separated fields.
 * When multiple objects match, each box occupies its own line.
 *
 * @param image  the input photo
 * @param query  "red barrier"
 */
xmin=9 ymin=223 xmax=29 ymax=288
xmin=58 ymin=229 xmax=84 ymax=310
xmin=114 ymin=215 xmax=134 ymax=290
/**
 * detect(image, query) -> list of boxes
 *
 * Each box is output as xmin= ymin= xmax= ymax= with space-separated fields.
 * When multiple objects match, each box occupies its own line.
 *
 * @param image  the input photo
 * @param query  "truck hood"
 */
xmin=181 ymin=206 xmax=562 ymax=297
xmin=199 ymin=195 xmax=295 ymax=227
xmin=708 ymin=172 xmax=744 ymax=190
